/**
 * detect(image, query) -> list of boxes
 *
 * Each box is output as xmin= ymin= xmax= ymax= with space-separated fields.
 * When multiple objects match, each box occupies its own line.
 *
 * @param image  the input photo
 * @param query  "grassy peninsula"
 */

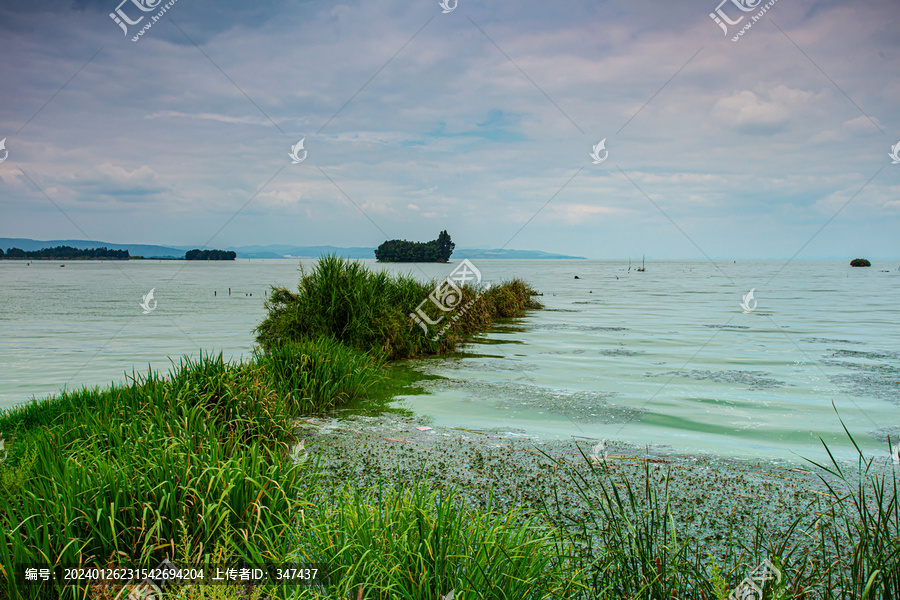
xmin=1 ymin=258 xmax=897 ymax=599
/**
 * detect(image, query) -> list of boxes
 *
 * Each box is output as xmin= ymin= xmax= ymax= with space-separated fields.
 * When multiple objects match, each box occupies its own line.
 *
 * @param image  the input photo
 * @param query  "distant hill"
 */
xmin=453 ymin=248 xmax=584 ymax=260
xmin=215 ymin=245 xmax=377 ymax=259
xmin=1 ymin=239 xmax=585 ymax=260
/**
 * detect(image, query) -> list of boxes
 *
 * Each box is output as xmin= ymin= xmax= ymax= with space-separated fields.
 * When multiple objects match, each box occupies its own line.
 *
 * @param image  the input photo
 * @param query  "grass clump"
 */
xmin=255 ymin=255 xmax=542 ymax=359
xmin=294 ymin=483 xmax=579 ymax=600
xmin=253 ymin=337 xmax=383 ymax=413
xmin=540 ymin=428 xmax=900 ymax=600
xmin=0 ymin=343 xmax=384 ymax=600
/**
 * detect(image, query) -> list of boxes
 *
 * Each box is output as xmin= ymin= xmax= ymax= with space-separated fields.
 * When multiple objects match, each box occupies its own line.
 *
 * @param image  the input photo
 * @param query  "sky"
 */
xmin=0 ymin=0 xmax=898 ymax=259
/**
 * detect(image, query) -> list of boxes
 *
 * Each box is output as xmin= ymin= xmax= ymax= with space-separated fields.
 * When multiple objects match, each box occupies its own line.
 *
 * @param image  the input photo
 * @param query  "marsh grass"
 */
xmin=540 ymin=429 xmax=900 ymax=600
xmin=0 ymin=343 xmax=383 ymax=599
xmin=254 ymin=255 xmax=542 ymax=359
xmin=293 ymin=483 xmax=579 ymax=600
xmin=253 ymin=337 xmax=383 ymax=414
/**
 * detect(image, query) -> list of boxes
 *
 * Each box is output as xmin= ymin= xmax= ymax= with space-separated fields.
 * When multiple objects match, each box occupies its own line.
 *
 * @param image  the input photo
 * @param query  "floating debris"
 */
xmin=647 ymin=369 xmax=786 ymax=390
xmin=599 ymin=348 xmax=642 ymax=357
xmin=800 ymin=337 xmax=865 ymax=345
xmin=418 ymin=378 xmax=643 ymax=424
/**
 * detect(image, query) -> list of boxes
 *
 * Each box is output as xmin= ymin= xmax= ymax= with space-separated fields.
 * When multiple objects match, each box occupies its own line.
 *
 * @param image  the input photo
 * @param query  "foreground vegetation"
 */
xmin=1 ymin=257 xmax=897 ymax=598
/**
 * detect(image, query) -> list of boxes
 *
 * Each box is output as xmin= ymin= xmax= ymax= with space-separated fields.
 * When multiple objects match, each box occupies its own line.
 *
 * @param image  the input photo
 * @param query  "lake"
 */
xmin=1 ymin=257 xmax=897 ymax=462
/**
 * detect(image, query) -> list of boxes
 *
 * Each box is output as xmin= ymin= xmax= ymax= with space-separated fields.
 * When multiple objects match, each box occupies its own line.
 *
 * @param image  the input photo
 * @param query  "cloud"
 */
xmin=61 ymin=164 xmax=169 ymax=202
xmin=712 ymin=86 xmax=814 ymax=132
xmin=144 ymin=111 xmax=271 ymax=127
xmin=0 ymin=0 xmax=897 ymax=256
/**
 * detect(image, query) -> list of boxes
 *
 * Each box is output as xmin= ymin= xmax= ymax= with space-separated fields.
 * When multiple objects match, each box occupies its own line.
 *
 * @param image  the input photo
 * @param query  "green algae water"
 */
xmin=1 ymin=258 xmax=897 ymax=462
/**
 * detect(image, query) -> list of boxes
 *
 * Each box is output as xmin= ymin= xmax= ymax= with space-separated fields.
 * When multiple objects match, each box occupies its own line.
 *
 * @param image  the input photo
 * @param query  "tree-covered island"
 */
xmin=0 ymin=246 xmax=129 ymax=260
xmin=374 ymin=230 xmax=455 ymax=263
xmin=185 ymin=249 xmax=237 ymax=260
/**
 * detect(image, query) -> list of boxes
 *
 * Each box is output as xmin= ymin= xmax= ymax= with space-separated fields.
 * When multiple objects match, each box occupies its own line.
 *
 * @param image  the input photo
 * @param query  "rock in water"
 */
xmin=850 ymin=258 xmax=871 ymax=267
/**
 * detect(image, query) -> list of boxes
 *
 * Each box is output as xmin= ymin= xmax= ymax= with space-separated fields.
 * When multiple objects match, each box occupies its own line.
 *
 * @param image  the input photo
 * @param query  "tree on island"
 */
xmin=1 ymin=245 xmax=128 ymax=260
xmin=375 ymin=230 xmax=455 ymax=263
xmin=185 ymin=249 xmax=237 ymax=260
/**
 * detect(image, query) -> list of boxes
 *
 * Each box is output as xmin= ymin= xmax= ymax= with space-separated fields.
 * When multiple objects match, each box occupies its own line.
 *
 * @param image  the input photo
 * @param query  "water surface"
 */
xmin=1 ymin=258 xmax=897 ymax=462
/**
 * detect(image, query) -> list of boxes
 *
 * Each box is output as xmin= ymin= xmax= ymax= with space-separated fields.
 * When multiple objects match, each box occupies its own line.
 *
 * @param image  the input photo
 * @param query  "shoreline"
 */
xmin=299 ymin=411 xmax=849 ymax=560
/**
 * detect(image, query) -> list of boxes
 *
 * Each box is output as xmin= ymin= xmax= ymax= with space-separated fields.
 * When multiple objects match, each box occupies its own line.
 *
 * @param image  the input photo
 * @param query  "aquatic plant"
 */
xmin=539 ymin=426 xmax=900 ymax=600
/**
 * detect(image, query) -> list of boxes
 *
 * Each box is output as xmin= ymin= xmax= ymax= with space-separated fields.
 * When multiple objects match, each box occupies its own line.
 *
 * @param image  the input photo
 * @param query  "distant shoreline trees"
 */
xmin=375 ymin=230 xmax=455 ymax=263
xmin=0 ymin=245 xmax=129 ymax=260
xmin=185 ymin=249 xmax=237 ymax=261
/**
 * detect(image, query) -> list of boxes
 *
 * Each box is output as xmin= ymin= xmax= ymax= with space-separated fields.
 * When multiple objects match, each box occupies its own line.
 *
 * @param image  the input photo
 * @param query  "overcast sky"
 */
xmin=0 ymin=0 xmax=898 ymax=259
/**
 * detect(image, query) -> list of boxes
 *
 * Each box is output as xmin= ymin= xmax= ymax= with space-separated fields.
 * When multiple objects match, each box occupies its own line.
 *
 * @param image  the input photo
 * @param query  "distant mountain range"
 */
xmin=0 ymin=238 xmax=585 ymax=260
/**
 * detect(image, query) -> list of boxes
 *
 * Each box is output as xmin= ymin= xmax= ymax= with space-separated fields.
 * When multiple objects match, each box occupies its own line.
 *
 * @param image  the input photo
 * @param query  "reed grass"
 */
xmin=0 ymin=344 xmax=382 ymax=599
xmin=540 ymin=427 xmax=900 ymax=600
xmin=254 ymin=255 xmax=542 ymax=359
xmin=292 ymin=483 xmax=579 ymax=600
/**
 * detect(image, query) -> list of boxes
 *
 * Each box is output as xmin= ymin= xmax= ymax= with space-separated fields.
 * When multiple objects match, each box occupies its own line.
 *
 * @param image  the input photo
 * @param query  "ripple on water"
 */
xmin=418 ymin=378 xmax=644 ymax=424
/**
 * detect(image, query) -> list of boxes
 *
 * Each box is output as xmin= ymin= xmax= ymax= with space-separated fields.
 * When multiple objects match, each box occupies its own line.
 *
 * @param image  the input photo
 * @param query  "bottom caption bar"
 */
xmin=19 ymin=559 xmax=327 ymax=592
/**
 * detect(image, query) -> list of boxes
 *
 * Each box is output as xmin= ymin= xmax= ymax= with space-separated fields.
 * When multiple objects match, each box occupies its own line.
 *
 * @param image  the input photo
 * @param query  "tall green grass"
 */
xmin=0 ymin=343 xmax=382 ymax=600
xmin=293 ymin=483 xmax=580 ymax=599
xmin=255 ymin=255 xmax=542 ymax=359
xmin=253 ymin=337 xmax=383 ymax=413
xmin=541 ymin=430 xmax=900 ymax=600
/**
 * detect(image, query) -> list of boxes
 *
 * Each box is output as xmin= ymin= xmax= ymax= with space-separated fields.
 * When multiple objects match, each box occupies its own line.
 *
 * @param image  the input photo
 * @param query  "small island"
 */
xmin=185 ymin=249 xmax=237 ymax=260
xmin=850 ymin=258 xmax=871 ymax=267
xmin=375 ymin=230 xmax=455 ymax=263
xmin=0 ymin=245 xmax=129 ymax=260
